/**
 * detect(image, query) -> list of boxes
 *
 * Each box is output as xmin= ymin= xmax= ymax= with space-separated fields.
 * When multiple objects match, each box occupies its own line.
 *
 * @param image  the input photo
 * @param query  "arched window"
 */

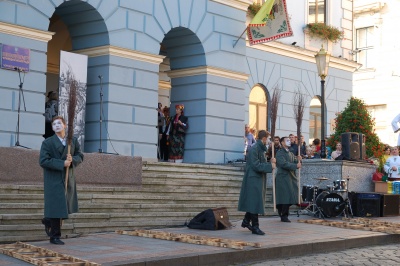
xmin=309 ymin=96 xmax=321 ymax=142
xmin=249 ymin=85 xmax=268 ymax=135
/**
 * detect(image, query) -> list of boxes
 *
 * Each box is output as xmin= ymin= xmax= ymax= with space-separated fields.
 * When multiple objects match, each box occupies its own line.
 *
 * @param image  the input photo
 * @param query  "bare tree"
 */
xmin=269 ymin=85 xmax=281 ymax=138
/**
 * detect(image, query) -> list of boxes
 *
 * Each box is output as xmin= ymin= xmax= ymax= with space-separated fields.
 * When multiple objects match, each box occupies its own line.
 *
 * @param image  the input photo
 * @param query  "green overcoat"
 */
xmin=275 ymin=148 xmax=298 ymax=205
xmin=238 ymin=140 xmax=273 ymax=215
xmin=39 ymin=135 xmax=83 ymax=218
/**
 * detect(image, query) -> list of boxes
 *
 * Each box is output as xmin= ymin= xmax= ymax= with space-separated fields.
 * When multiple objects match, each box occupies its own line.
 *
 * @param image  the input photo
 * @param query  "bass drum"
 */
xmin=316 ymin=191 xmax=345 ymax=218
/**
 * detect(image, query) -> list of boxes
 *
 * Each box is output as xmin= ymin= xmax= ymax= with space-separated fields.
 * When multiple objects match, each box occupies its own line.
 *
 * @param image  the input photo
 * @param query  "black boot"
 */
xmin=250 ymin=214 xmax=265 ymax=235
xmin=280 ymin=204 xmax=291 ymax=222
xmin=41 ymin=218 xmax=51 ymax=237
xmin=276 ymin=204 xmax=282 ymax=217
xmin=241 ymin=212 xmax=253 ymax=231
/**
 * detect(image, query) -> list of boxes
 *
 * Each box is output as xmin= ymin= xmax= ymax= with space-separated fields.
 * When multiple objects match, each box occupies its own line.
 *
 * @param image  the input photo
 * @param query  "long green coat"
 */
xmin=275 ymin=148 xmax=298 ymax=205
xmin=39 ymin=135 xmax=83 ymax=219
xmin=238 ymin=140 xmax=273 ymax=215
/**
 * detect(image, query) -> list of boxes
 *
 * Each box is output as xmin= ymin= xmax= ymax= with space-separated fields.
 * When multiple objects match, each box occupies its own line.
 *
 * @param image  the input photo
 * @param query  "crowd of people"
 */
xmin=243 ymin=125 xmax=342 ymax=161
xmin=157 ymin=103 xmax=189 ymax=163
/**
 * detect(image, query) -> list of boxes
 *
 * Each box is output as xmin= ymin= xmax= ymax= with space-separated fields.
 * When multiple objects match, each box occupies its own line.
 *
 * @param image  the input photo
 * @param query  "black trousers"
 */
xmin=160 ymin=133 xmax=169 ymax=161
xmin=244 ymin=212 xmax=260 ymax=227
xmin=49 ymin=218 xmax=62 ymax=239
xmin=276 ymin=204 xmax=291 ymax=217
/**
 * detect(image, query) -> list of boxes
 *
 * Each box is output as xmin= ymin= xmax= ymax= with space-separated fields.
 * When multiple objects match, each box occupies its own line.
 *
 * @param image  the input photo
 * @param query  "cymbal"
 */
xmin=314 ymin=177 xmax=328 ymax=180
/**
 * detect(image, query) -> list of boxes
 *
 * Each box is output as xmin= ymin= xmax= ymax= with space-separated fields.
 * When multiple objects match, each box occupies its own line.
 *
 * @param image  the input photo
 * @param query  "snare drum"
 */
xmin=333 ymin=180 xmax=347 ymax=192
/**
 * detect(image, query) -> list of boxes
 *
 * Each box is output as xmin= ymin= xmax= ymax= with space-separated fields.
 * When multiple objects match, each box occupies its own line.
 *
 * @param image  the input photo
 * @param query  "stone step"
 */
xmin=0 ymin=162 xmax=252 ymax=243
xmin=0 ymin=193 xmax=240 ymax=204
xmin=142 ymin=163 xmax=244 ymax=175
xmin=0 ymin=202 xmax=240 ymax=215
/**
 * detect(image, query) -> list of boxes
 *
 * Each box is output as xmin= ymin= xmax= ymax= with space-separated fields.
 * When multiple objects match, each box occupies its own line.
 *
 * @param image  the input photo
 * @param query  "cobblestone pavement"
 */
xmin=247 ymin=243 xmax=400 ymax=266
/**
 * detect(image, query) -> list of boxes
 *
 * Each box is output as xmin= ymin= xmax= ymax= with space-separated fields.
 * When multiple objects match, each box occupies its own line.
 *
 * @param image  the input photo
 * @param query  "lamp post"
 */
xmin=315 ymin=45 xmax=331 ymax=159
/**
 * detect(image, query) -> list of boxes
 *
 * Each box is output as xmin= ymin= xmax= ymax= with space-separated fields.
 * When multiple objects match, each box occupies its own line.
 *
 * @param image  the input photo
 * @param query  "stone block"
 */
xmin=0 ymin=147 xmax=142 ymax=187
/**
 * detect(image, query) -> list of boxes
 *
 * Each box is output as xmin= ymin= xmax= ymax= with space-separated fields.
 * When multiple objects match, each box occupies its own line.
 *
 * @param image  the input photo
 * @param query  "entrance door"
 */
xmin=249 ymin=85 xmax=268 ymax=135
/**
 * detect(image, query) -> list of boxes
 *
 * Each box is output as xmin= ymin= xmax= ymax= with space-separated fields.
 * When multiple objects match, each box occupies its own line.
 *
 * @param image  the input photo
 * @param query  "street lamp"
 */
xmin=315 ymin=45 xmax=331 ymax=159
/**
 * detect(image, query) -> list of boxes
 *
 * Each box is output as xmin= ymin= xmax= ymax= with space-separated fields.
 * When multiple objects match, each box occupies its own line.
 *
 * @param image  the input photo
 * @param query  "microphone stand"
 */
xmin=98 ymin=75 xmax=103 ymax=153
xmin=15 ymin=68 xmax=29 ymax=149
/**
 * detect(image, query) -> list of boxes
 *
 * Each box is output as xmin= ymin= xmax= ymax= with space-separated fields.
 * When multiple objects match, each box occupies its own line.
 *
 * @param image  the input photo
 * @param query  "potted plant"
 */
xmin=304 ymin=23 xmax=344 ymax=43
xmin=247 ymin=3 xmax=262 ymax=18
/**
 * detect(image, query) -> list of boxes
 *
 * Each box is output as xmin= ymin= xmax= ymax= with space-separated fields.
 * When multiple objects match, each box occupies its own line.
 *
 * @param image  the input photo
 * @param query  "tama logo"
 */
xmin=326 ymin=198 xmax=340 ymax=202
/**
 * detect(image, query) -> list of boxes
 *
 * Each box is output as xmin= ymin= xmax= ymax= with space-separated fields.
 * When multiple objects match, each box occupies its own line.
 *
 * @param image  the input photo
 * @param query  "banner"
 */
xmin=247 ymin=0 xmax=293 ymax=45
xmin=1 ymin=44 xmax=30 ymax=72
xmin=59 ymin=51 xmax=88 ymax=149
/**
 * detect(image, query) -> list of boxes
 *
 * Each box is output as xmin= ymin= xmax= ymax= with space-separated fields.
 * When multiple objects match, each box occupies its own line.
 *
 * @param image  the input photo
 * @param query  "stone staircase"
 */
xmin=0 ymin=162 xmax=275 ymax=243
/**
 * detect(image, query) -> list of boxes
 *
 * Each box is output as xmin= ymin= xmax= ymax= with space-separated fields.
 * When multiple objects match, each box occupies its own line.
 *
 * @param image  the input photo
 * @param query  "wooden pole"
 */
xmin=232 ymin=27 xmax=248 ymax=48
xmin=297 ymin=144 xmax=301 ymax=204
xmin=272 ymin=142 xmax=276 ymax=212
xmin=65 ymin=145 xmax=71 ymax=195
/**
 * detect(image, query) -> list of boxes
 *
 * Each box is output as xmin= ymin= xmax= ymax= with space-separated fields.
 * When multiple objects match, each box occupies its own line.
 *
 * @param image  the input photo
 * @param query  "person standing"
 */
xmin=160 ymin=106 xmax=171 ymax=161
xmin=157 ymin=102 xmax=165 ymax=159
xmin=384 ymin=146 xmax=400 ymax=181
xmin=275 ymin=136 xmax=302 ymax=223
xmin=238 ymin=130 xmax=276 ymax=235
xmin=299 ymin=135 xmax=307 ymax=157
xmin=331 ymin=142 xmax=343 ymax=160
xmin=39 ymin=116 xmax=84 ymax=245
xmin=43 ymin=91 xmax=59 ymax=139
xmin=289 ymin=134 xmax=299 ymax=156
xmin=167 ymin=104 xmax=188 ymax=163
xmin=267 ymin=135 xmax=281 ymax=161
xmin=392 ymin=113 xmax=400 ymax=146
xmin=244 ymin=124 xmax=256 ymax=159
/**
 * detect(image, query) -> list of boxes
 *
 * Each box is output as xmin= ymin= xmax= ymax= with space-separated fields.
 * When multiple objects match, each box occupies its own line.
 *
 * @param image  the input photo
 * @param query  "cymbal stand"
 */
xmin=339 ymin=176 xmax=354 ymax=218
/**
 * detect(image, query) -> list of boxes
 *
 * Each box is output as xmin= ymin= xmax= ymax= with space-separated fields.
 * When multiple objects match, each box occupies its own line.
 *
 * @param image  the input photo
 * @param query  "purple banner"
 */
xmin=1 ymin=44 xmax=30 ymax=72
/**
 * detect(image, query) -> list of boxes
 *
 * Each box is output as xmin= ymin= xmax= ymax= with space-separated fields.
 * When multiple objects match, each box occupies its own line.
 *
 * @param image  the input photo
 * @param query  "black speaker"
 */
xmin=359 ymin=133 xmax=366 ymax=160
xmin=349 ymin=192 xmax=381 ymax=217
xmin=187 ymin=208 xmax=231 ymax=230
xmin=341 ymin=132 xmax=360 ymax=160
xmin=380 ymin=194 xmax=400 ymax=217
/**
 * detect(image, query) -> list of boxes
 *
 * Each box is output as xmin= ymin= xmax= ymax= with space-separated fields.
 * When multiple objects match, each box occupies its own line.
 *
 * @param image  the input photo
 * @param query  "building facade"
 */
xmin=0 ymin=0 xmax=358 ymax=163
xmin=353 ymin=0 xmax=400 ymax=146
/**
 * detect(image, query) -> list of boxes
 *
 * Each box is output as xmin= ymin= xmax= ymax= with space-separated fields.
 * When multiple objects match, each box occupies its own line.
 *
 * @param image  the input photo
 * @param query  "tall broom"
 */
xmin=64 ymin=79 xmax=77 ymax=195
xmin=269 ymin=86 xmax=281 ymax=213
xmin=292 ymin=89 xmax=305 ymax=204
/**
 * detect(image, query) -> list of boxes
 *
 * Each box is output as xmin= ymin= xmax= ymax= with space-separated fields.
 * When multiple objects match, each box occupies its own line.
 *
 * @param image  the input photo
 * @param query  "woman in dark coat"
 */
xmin=275 ymin=136 xmax=302 ymax=223
xmin=39 ymin=116 xmax=83 ymax=245
xmin=238 ymin=130 xmax=275 ymax=235
xmin=167 ymin=104 xmax=188 ymax=163
xmin=160 ymin=106 xmax=171 ymax=161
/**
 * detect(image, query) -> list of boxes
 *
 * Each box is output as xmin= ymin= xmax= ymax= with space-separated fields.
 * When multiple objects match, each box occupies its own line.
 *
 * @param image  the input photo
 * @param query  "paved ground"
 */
xmin=248 ymin=243 xmax=400 ymax=266
xmin=0 ymin=215 xmax=400 ymax=265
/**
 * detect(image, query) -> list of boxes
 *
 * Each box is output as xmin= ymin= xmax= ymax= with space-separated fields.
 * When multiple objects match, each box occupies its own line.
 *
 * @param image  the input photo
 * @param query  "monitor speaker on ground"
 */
xmin=349 ymin=192 xmax=381 ymax=217
xmin=341 ymin=132 xmax=360 ymax=160
xmin=380 ymin=194 xmax=400 ymax=217
xmin=359 ymin=133 xmax=366 ymax=160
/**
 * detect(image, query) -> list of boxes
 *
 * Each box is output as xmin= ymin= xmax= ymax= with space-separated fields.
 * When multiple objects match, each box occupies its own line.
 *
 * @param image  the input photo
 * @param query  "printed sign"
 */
xmin=1 ymin=44 xmax=30 ymax=72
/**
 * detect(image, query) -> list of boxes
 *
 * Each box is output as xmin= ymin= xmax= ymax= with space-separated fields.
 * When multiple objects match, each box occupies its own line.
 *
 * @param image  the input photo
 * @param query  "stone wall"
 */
xmin=0 ymin=147 xmax=142 ymax=187
xmin=267 ymin=159 xmax=376 ymax=193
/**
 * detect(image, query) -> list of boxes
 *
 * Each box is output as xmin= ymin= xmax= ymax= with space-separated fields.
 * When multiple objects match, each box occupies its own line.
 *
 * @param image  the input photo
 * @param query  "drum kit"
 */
xmin=300 ymin=176 xmax=353 ymax=218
